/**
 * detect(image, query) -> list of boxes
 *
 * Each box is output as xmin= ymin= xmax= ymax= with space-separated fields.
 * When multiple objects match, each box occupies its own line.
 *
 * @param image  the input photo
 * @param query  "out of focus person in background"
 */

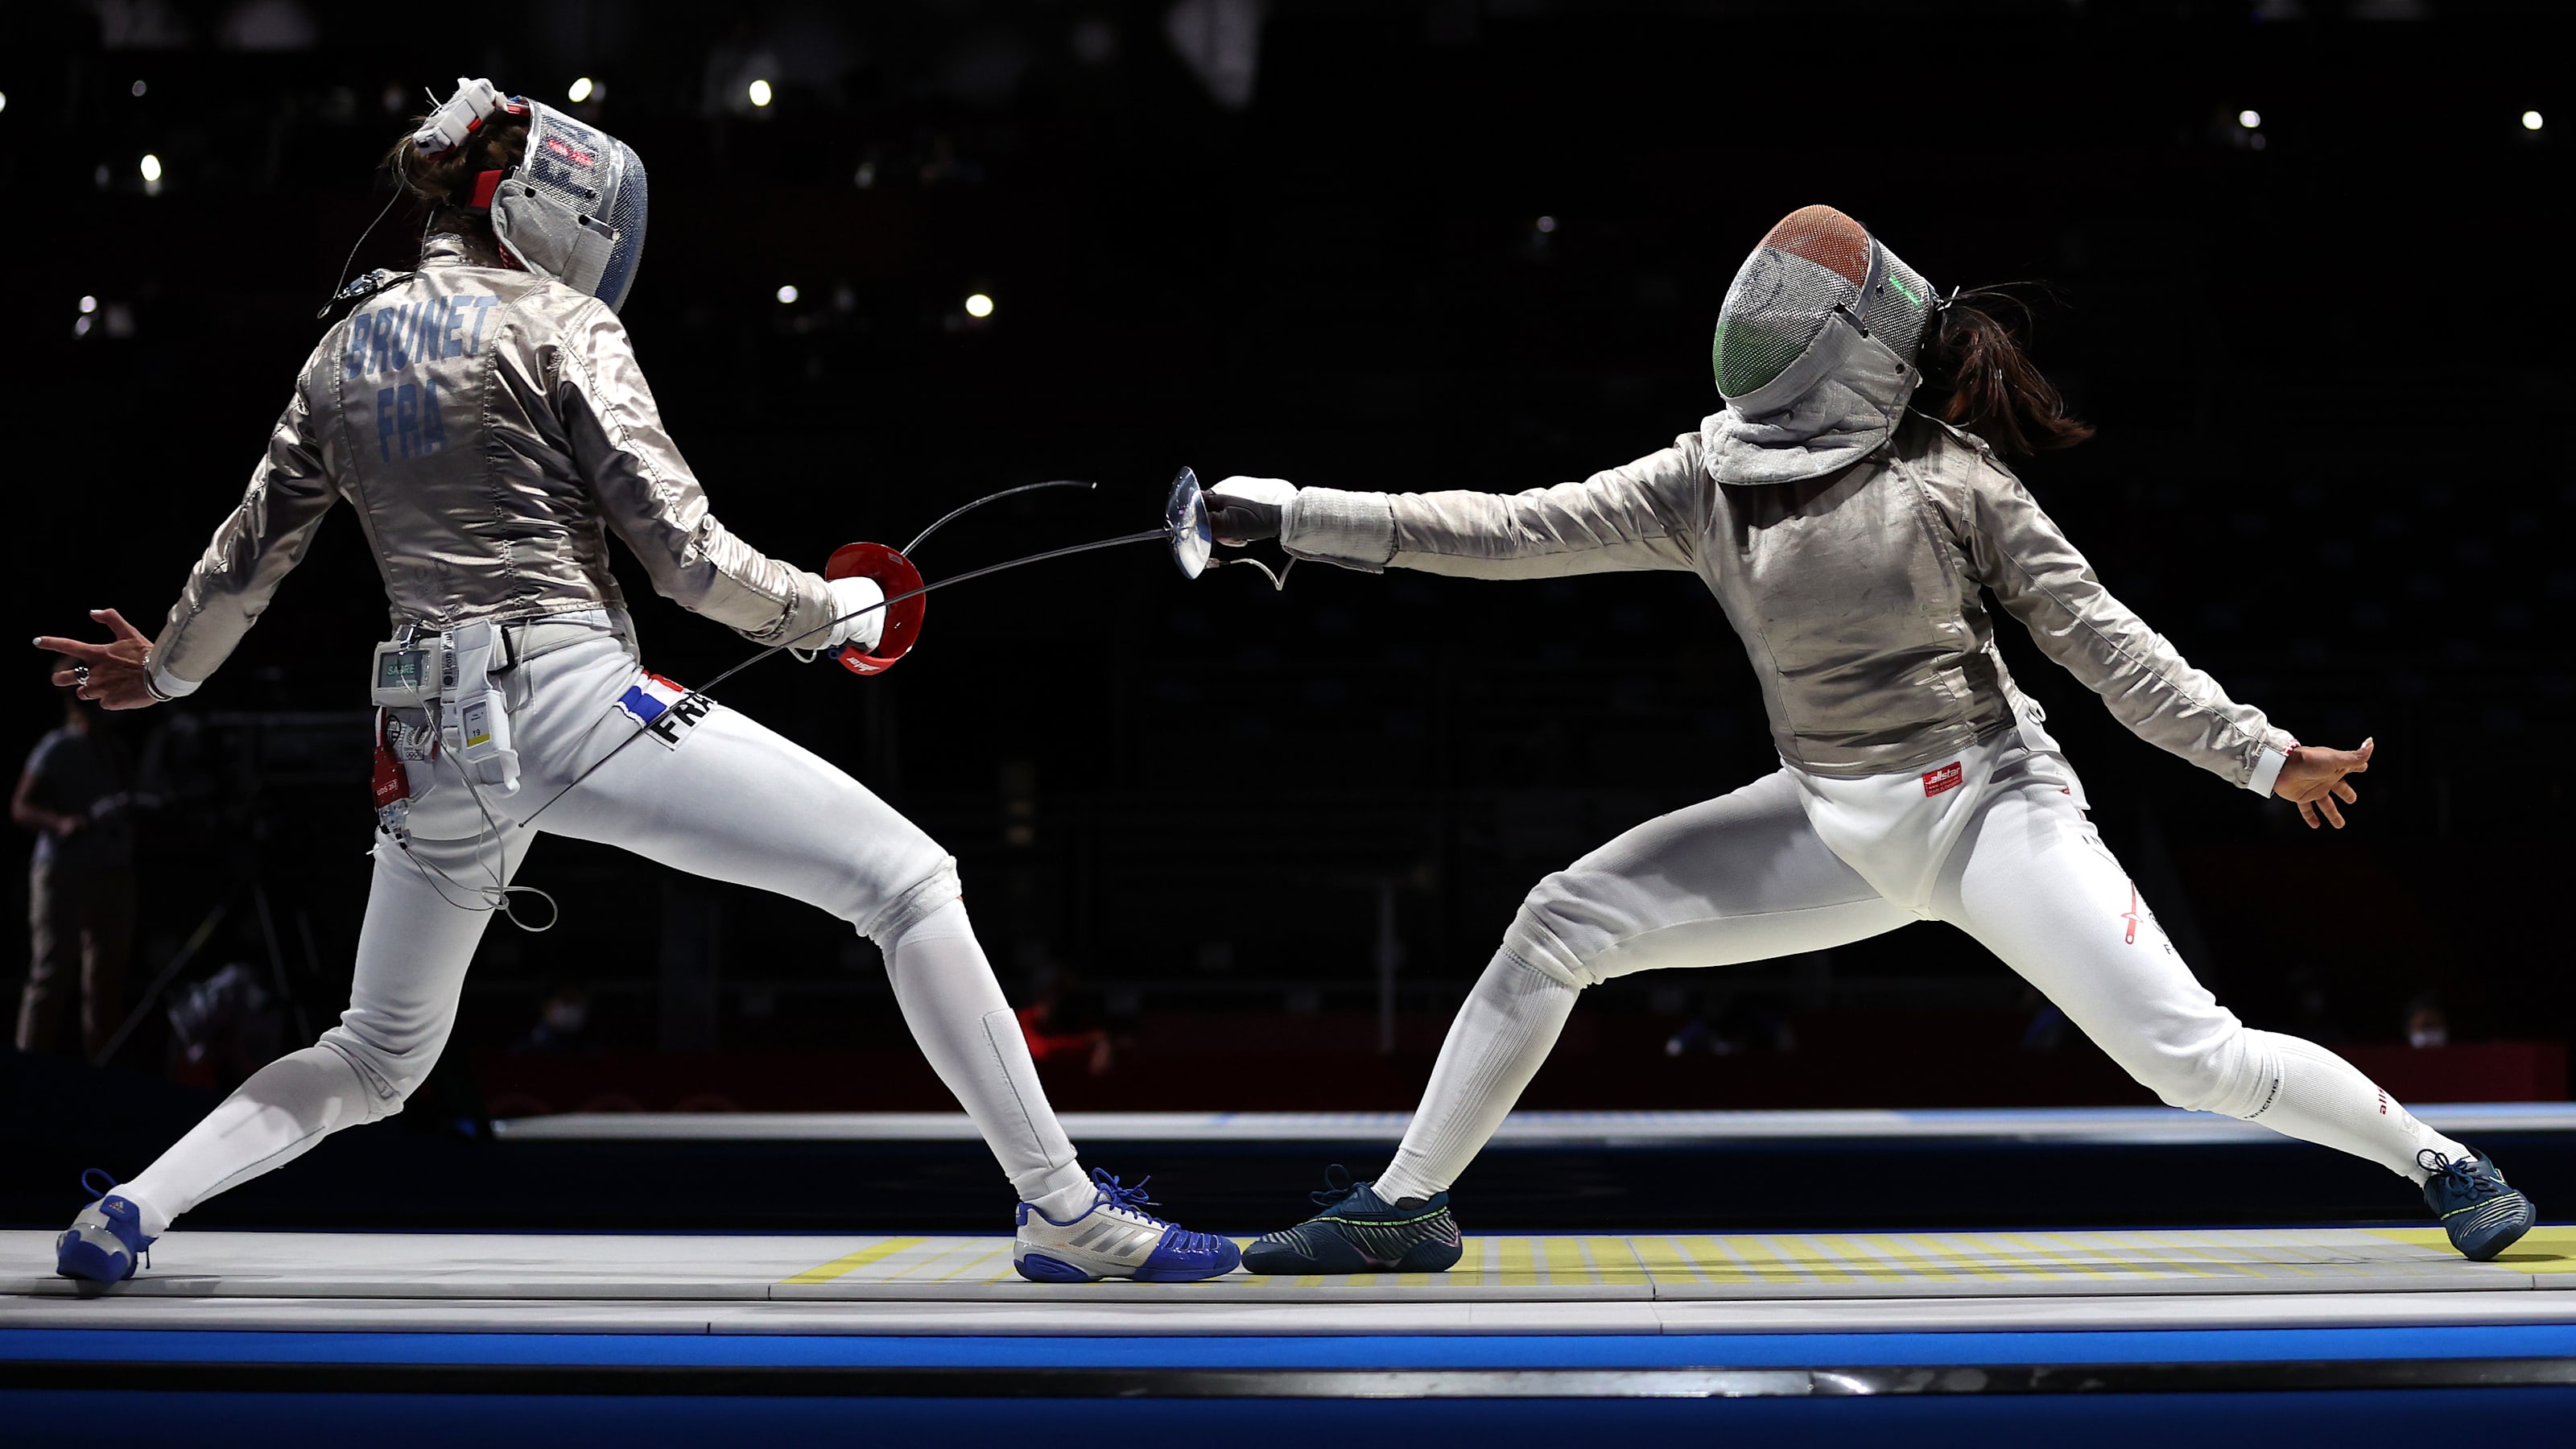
xmin=510 ymin=985 xmax=599 ymax=1058
xmin=2405 ymin=993 xmax=2450 ymax=1051
xmin=164 ymin=963 xmax=286 ymax=1095
xmin=13 ymin=656 xmax=138 ymax=1059
xmin=39 ymin=79 xmax=1234 ymax=1289
xmin=1019 ymin=976 xmax=1115 ymax=1079
xmin=1215 ymin=204 xmax=2537 ymax=1269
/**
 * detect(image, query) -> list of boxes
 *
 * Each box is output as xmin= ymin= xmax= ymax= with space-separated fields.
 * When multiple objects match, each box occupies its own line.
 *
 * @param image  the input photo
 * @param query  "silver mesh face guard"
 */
xmin=489 ymin=102 xmax=649 ymax=312
xmin=1712 ymin=205 xmax=1933 ymax=411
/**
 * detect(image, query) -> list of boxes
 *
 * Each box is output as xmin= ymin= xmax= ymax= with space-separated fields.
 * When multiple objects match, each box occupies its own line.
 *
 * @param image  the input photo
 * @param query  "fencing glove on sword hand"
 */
xmin=1208 ymin=477 xmax=1296 ymax=545
xmin=824 ymin=574 xmax=886 ymax=652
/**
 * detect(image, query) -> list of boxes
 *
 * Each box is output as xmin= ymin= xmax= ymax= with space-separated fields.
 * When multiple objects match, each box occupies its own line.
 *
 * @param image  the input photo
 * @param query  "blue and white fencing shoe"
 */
xmin=1013 ymin=1169 xmax=1241 ymax=1282
xmin=56 ymin=1169 xmax=155 ymax=1283
xmin=2421 ymin=1150 xmax=2537 ymax=1261
xmin=1243 ymin=1163 xmax=1463 ymax=1274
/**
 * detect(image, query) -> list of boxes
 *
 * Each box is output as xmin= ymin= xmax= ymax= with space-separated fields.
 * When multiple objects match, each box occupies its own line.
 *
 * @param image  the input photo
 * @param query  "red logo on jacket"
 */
xmin=1922 ymin=762 xmax=1963 ymax=798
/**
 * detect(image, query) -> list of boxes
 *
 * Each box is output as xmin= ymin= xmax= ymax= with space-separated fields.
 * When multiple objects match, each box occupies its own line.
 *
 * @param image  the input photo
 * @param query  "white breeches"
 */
xmin=119 ymin=635 xmax=1085 ymax=1232
xmin=1377 ymin=733 xmax=2464 ymax=1201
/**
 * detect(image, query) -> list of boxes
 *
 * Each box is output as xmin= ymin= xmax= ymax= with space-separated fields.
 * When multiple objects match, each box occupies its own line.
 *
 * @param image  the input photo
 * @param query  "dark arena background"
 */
xmin=4 ymin=2 xmax=2574 ymax=1443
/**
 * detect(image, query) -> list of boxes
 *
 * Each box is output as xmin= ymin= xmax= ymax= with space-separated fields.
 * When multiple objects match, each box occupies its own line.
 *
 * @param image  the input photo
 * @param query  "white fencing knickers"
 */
xmin=113 ymin=631 xmax=1092 ymax=1236
xmin=1372 ymin=730 xmax=2470 ymax=1203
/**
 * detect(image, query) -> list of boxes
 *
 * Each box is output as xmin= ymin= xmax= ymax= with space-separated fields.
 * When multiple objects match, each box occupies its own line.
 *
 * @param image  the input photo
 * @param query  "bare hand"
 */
xmin=36 ymin=609 xmax=161 ymax=711
xmin=2273 ymin=737 xmax=2372 ymax=830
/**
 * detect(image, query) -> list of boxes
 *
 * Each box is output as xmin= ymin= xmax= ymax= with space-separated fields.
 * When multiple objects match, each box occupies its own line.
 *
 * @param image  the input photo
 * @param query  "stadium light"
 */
xmin=965 ymin=293 xmax=994 ymax=319
xmin=2238 ymin=109 xmax=2261 ymax=130
xmin=748 ymin=79 xmax=774 ymax=108
xmin=568 ymin=77 xmax=596 ymax=103
xmin=776 ymin=285 xmax=799 ymax=304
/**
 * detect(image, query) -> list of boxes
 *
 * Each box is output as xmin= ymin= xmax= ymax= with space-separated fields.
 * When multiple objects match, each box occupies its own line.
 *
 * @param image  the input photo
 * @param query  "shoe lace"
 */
xmin=1092 ymin=1170 xmax=1172 ymax=1228
xmin=1307 ymin=1162 xmax=1360 ymax=1209
xmin=2418 ymin=1150 xmax=2495 ymax=1196
xmin=76 ymin=1167 xmax=147 ymax=1265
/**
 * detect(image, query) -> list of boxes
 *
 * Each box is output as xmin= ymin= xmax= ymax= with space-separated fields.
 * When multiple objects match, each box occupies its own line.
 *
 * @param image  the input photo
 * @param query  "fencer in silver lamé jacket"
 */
xmin=1275 ymin=399 xmax=2294 ymax=795
xmin=147 ymin=232 xmax=836 ymax=696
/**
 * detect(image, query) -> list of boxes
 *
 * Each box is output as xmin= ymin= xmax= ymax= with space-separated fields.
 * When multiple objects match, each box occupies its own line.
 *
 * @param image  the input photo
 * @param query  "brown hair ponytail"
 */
xmin=380 ymin=114 xmax=529 ymax=246
xmin=1918 ymin=287 xmax=2095 ymax=454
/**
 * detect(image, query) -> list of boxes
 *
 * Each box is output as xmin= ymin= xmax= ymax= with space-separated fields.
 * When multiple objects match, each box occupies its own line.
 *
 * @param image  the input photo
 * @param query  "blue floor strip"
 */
xmin=11 ymin=1323 xmax=2576 ymax=1368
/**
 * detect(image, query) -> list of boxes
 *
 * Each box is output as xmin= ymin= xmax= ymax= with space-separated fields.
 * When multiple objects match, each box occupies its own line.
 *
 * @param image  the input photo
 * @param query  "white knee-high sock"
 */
xmin=116 ymin=1045 xmax=379 ymax=1237
xmin=882 ymin=900 xmax=1091 ymax=1218
xmin=1373 ymin=951 xmax=1581 ymax=1203
xmin=2239 ymin=1030 xmax=2469 ymax=1183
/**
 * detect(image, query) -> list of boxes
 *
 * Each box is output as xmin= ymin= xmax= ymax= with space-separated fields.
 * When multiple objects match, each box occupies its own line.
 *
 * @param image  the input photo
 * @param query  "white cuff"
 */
xmin=146 ymin=654 xmax=200 ymax=700
xmin=2246 ymin=743 xmax=2291 ymax=797
xmin=825 ymin=575 xmax=886 ymax=652
xmin=1282 ymin=489 xmax=1397 ymax=572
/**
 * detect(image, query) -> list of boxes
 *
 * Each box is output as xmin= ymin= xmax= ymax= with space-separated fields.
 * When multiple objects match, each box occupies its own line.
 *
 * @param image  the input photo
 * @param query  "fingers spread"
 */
xmin=94 ymin=608 xmax=147 ymax=643
xmin=2334 ymin=780 xmax=2359 ymax=805
xmin=33 ymin=638 xmax=109 ymax=662
xmin=2298 ymin=799 xmax=2319 ymax=829
xmin=2320 ymin=795 xmax=2347 ymax=828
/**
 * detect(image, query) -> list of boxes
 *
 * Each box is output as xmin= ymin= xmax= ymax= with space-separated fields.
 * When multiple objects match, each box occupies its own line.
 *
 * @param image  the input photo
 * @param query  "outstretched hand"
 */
xmin=2274 ymin=737 xmax=2372 ymax=830
xmin=35 ymin=609 xmax=161 ymax=711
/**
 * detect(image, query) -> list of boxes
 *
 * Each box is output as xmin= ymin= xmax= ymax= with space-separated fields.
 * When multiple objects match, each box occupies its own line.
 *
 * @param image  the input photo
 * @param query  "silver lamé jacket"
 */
xmin=147 ymin=232 xmax=836 ymax=695
xmin=1275 ymin=345 xmax=2293 ymax=795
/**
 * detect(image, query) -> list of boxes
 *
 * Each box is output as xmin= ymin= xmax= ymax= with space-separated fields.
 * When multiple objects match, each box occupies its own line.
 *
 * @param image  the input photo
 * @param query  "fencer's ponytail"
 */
xmin=381 ymin=114 xmax=529 ymax=246
xmin=1918 ymin=288 xmax=2095 ymax=455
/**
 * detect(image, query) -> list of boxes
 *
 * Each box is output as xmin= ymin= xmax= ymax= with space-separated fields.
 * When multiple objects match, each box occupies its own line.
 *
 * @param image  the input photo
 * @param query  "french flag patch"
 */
xmin=1922 ymin=761 xmax=1963 ymax=798
xmin=613 ymin=671 xmax=712 ymax=751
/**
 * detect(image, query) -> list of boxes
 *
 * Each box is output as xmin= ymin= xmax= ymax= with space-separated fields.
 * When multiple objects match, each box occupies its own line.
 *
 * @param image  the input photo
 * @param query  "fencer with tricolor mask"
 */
xmin=1210 ymin=204 xmax=2530 ymax=1270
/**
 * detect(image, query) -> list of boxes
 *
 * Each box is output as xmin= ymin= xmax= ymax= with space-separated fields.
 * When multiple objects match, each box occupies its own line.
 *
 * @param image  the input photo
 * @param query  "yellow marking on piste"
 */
xmin=1497 ymin=1236 xmax=1540 ymax=1286
xmin=781 ymin=1236 xmax=927 ymax=1285
xmin=1813 ymin=1235 xmax=1913 ymax=1283
xmin=2019 ymin=1222 xmax=2205 ymax=1278
xmin=1539 ymin=1236 xmax=1591 ymax=1283
xmin=1625 ymin=1235 xmax=1711 ymax=1285
xmin=1848 ymin=1233 xmax=1986 ymax=1283
xmin=1587 ymin=1236 xmax=1651 ymax=1283
xmin=931 ymin=1242 xmax=1012 ymax=1283
xmin=1454 ymin=1237 xmax=1495 ymax=1285
xmin=2005 ymin=1231 xmax=2126 ymax=1280
xmin=2130 ymin=1229 xmax=2305 ymax=1280
xmin=1745 ymin=1234 xmax=1856 ymax=1285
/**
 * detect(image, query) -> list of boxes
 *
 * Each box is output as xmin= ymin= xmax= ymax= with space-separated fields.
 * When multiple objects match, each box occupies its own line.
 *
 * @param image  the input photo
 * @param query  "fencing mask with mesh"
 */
xmin=489 ymin=104 xmax=649 ymax=312
xmin=417 ymin=80 xmax=650 ymax=312
xmin=1711 ymin=204 xmax=1933 ymax=414
xmin=1701 ymin=204 xmax=1938 ymax=489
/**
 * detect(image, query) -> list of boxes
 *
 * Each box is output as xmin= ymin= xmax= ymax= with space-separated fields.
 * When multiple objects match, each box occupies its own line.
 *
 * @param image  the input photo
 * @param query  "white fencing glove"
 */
xmin=824 ymin=573 xmax=886 ymax=652
xmin=1208 ymin=477 xmax=1297 ymax=545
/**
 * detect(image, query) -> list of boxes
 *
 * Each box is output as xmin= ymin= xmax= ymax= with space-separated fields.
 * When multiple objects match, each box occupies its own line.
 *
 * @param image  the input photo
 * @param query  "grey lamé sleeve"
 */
xmin=151 ymin=351 xmax=340 ymax=692
xmin=1967 ymin=460 xmax=2292 ymax=795
xmin=555 ymin=303 xmax=837 ymax=647
xmin=1278 ymin=440 xmax=1708 ymax=580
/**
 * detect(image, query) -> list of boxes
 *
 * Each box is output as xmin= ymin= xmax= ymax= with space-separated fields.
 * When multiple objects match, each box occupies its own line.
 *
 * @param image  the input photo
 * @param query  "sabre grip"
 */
xmin=824 ymin=543 xmax=926 ymax=676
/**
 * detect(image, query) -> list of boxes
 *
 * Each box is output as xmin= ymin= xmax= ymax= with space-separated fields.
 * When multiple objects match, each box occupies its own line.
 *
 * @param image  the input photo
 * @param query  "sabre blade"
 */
xmin=517 ymin=520 xmax=1177 ymax=833
xmin=906 ymin=479 xmax=1096 ymax=555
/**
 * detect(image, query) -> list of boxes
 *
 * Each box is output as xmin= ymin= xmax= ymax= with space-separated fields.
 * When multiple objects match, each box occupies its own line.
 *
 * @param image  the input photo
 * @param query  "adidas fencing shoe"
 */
xmin=1243 ymin=1163 xmax=1463 ymax=1274
xmin=1013 ymin=1170 xmax=1241 ymax=1282
xmin=2421 ymin=1150 xmax=2537 ymax=1261
xmin=56 ymin=1170 xmax=155 ymax=1283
